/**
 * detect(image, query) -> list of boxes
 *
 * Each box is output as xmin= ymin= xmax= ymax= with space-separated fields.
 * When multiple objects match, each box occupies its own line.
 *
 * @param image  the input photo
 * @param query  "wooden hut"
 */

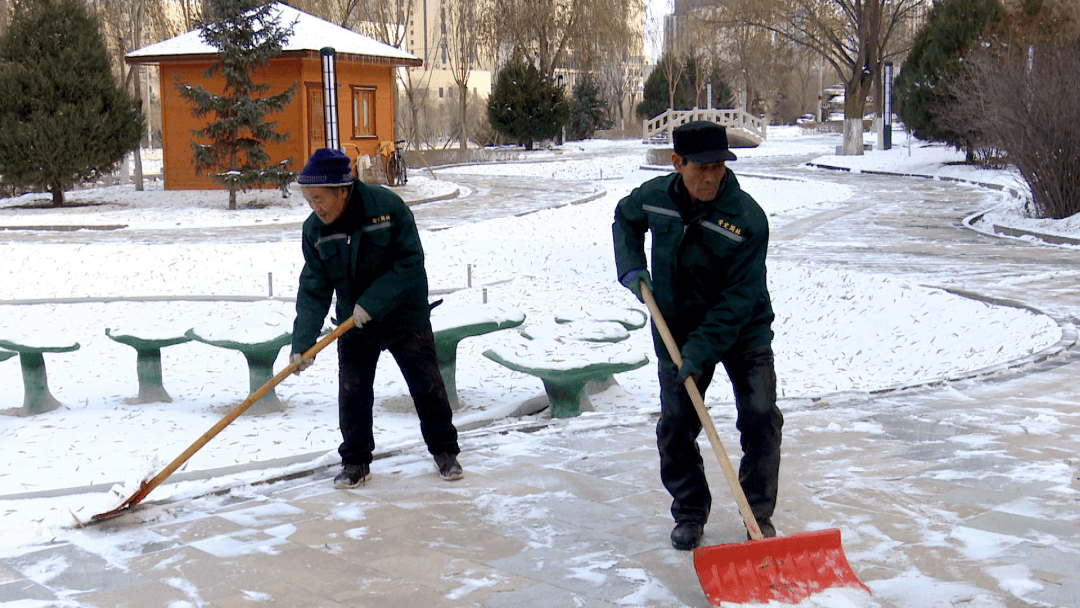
xmin=125 ymin=3 xmax=421 ymax=191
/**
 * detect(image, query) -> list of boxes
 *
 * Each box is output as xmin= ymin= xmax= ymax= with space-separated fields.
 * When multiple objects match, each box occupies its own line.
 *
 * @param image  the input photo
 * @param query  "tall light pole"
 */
xmin=321 ymin=47 xmax=340 ymax=150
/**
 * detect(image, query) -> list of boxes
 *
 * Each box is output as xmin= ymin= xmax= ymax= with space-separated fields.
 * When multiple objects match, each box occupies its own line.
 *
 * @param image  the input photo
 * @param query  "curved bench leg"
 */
xmin=19 ymin=352 xmax=62 ymax=415
xmin=434 ymin=338 xmax=462 ymax=410
xmin=134 ymin=348 xmax=173 ymax=403
xmin=244 ymin=353 xmax=285 ymax=414
xmin=540 ymin=378 xmax=590 ymax=418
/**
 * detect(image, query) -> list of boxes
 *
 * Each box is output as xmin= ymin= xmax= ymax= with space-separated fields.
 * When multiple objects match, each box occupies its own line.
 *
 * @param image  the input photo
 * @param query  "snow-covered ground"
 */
xmin=0 ymin=126 xmax=1075 ymax=606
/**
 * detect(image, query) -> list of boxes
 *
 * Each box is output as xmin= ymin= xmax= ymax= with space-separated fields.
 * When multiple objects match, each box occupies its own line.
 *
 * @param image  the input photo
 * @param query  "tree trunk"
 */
xmin=459 ymin=82 xmax=468 ymax=151
xmin=130 ymin=0 xmax=145 ymax=191
xmin=667 ymin=87 xmax=676 ymax=139
xmin=51 ymin=183 xmax=64 ymax=207
xmin=130 ymin=73 xmax=145 ymax=192
xmin=842 ymin=74 xmax=871 ymax=155
xmin=843 ymin=119 xmax=864 ymax=156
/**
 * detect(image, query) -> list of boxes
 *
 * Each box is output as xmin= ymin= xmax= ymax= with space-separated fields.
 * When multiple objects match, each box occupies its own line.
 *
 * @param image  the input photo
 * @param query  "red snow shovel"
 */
xmin=640 ymin=285 xmax=869 ymax=605
xmin=84 ymin=317 xmax=356 ymax=526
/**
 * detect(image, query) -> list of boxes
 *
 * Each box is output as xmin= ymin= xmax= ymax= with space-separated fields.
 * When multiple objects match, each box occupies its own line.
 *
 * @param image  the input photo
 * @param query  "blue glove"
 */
xmin=620 ymin=269 xmax=652 ymax=303
xmin=676 ymin=358 xmax=703 ymax=384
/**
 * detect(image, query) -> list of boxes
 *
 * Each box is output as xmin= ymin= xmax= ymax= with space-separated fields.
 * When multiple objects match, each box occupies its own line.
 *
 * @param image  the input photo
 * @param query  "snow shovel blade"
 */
xmin=694 ymin=528 xmax=870 ymax=605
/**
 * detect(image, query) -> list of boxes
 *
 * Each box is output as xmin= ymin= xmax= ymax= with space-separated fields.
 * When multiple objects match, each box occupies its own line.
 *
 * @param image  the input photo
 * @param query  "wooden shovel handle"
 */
xmin=110 ymin=316 xmax=357 ymax=513
xmin=640 ymin=284 xmax=763 ymax=540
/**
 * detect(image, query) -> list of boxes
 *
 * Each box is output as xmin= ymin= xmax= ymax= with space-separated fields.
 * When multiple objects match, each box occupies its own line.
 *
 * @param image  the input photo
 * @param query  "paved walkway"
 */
xmin=1 ymin=150 xmax=1078 ymax=607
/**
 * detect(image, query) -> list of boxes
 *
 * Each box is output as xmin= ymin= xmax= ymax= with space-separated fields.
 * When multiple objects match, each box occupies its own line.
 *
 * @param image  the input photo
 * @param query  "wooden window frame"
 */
xmin=351 ymin=86 xmax=377 ymax=139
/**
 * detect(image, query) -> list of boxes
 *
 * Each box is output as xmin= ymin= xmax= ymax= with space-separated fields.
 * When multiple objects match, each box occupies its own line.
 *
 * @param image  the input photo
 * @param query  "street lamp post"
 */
xmin=556 ymin=74 xmax=565 ymax=145
xmin=883 ymin=61 xmax=893 ymax=150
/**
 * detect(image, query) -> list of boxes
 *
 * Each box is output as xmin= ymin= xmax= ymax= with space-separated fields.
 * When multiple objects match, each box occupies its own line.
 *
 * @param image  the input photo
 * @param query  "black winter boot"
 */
xmin=671 ymin=521 xmax=704 ymax=550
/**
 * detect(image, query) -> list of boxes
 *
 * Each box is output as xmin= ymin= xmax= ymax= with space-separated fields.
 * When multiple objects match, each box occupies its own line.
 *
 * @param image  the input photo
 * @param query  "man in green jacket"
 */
xmin=290 ymin=148 xmax=462 ymax=488
xmin=612 ymin=121 xmax=782 ymax=550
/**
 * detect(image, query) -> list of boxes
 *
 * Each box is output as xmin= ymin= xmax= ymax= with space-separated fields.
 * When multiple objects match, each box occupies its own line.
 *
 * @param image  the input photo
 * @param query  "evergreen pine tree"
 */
xmin=567 ymin=75 xmax=613 ymax=141
xmin=895 ymin=0 xmax=1003 ymax=158
xmin=487 ymin=59 xmax=569 ymax=151
xmin=177 ymin=0 xmax=298 ymax=209
xmin=0 ymin=0 xmax=144 ymax=206
xmin=636 ymin=57 xmax=688 ymax=120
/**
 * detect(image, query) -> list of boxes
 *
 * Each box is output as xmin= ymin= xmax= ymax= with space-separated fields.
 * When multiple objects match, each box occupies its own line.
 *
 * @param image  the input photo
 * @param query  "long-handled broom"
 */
xmin=83 ymin=317 xmax=356 ymax=526
xmin=640 ymin=284 xmax=870 ymax=605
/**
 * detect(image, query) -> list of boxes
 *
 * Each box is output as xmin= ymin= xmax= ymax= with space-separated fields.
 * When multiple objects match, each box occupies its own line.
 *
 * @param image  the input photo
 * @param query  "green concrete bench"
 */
xmin=105 ymin=326 xmax=192 ymax=403
xmin=0 ymin=338 xmax=81 ymax=415
xmin=186 ymin=314 xmax=292 ymax=415
xmin=431 ymin=305 xmax=525 ymax=408
xmin=482 ymin=333 xmax=649 ymax=418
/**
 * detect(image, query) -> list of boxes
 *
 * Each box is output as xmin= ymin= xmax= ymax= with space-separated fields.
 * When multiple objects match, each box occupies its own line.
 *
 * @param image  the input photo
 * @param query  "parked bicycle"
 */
xmin=381 ymin=139 xmax=408 ymax=187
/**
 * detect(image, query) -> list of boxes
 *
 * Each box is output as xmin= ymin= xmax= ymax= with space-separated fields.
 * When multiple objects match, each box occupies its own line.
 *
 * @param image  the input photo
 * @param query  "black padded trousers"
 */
xmin=656 ymin=344 xmax=782 ymax=525
xmin=337 ymin=325 xmax=459 ymax=466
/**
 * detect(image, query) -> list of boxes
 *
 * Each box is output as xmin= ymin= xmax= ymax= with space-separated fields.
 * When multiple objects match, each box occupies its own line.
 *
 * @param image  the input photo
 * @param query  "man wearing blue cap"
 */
xmin=289 ymin=148 xmax=462 ymax=488
xmin=613 ymin=121 xmax=782 ymax=550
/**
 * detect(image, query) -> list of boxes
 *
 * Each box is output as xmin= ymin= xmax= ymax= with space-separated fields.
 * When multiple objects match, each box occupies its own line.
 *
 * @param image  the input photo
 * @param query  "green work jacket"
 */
xmin=612 ymin=171 xmax=774 ymax=368
xmin=292 ymin=179 xmax=430 ymax=353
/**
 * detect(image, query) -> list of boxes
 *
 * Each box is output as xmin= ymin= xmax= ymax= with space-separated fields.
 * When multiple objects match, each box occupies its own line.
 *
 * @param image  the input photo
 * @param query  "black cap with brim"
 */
xmin=673 ymin=121 xmax=738 ymax=163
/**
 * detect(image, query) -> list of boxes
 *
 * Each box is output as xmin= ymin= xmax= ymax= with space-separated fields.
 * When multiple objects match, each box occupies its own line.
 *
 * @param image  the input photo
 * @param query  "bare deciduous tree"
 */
xmin=89 ymin=0 xmax=161 ymax=190
xmin=653 ymin=13 xmax=688 ymax=124
xmin=702 ymin=0 xmax=922 ymax=154
xmin=482 ymin=0 xmax=640 ymax=80
xmin=287 ymin=0 xmax=362 ymax=27
xmin=597 ymin=48 xmax=641 ymax=129
xmin=0 ymin=0 xmax=11 ymax=38
xmin=942 ymin=4 xmax=1080 ymax=219
xmin=350 ymin=0 xmax=432 ymax=149
xmin=168 ymin=0 xmax=207 ymax=34
xmin=442 ymin=0 xmax=482 ymax=150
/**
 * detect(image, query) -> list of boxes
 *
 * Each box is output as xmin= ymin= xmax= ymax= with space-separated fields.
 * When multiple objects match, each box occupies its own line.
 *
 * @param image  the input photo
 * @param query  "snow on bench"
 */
xmin=553 ymin=305 xmax=648 ymax=331
xmin=431 ymin=303 xmax=525 ymax=408
xmin=520 ymin=319 xmax=632 ymax=343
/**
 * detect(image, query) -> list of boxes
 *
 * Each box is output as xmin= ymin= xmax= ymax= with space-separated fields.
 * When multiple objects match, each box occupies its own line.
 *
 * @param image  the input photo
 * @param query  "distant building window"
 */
xmin=439 ymin=87 xmax=444 ymax=98
xmin=352 ymin=86 xmax=376 ymax=138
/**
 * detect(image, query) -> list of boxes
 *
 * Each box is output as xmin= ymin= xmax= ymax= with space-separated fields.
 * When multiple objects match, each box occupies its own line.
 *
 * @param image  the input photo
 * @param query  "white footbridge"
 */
xmin=643 ymin=108 xmax=766 ymax=148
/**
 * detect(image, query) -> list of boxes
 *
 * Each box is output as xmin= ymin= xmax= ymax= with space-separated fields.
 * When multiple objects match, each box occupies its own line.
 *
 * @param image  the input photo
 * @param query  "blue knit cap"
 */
xmin=297 ymin=148 xmax=353 ymax=186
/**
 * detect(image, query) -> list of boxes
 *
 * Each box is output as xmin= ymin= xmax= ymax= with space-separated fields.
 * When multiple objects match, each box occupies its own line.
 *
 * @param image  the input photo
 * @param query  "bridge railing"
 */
xmin=642 ymin=108 xmax=766 ymax=145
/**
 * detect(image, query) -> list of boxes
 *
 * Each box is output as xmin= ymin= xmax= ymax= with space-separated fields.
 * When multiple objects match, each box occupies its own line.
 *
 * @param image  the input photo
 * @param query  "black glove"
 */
xmin=676 ymin=358 xmax=703 ymax=384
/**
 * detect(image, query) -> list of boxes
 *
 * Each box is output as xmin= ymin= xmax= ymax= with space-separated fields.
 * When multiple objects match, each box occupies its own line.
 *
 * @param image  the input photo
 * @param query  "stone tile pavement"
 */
xmin=2 ymin=342 xmax=1078 ymax=607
